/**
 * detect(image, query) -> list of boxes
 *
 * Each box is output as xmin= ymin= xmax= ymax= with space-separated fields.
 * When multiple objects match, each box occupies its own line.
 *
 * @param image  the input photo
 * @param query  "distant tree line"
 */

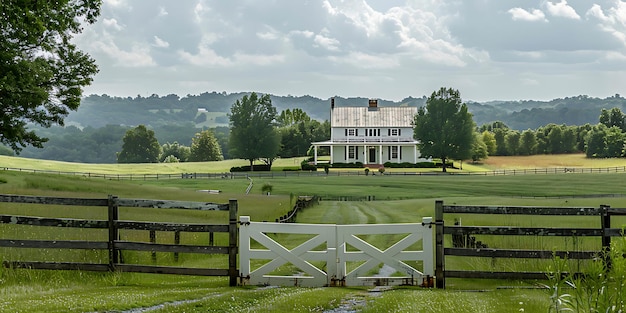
xmin=473 ymin=107 xmax=626 ymax=159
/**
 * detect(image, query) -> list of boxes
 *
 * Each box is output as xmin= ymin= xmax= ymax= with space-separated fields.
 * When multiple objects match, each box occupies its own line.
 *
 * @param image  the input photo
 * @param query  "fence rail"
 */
xmin=434 ymin=201 xmax=626 ymax=288
xmin=0 ymin=194 xmax=239 ymax=286
xmin=2 ymin=165 xmax=626 ymax=181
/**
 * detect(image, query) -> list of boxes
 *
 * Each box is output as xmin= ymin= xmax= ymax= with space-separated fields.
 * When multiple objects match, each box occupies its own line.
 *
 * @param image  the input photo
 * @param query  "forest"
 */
xmin=4 ymin=92 xmax=626 ymax=164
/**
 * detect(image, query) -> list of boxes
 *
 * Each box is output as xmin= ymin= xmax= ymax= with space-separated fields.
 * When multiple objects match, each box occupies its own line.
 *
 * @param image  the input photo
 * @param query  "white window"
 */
xmin=391 ymin=146 xmax=399 ymax=158
xmin=389 ymin=128 xmax=401 ymax=136
xmin=346 ymin=129 xmax=357 ymax=136
xmin=365 ymin=129 xmax=380 ymax=137
xmin=348 ymin=146 xmax=355 ymax=159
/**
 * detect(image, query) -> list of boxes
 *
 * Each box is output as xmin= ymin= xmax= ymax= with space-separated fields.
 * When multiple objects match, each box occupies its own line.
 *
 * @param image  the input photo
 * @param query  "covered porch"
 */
xmin=310 ymin=140 xmax=422 ymax=166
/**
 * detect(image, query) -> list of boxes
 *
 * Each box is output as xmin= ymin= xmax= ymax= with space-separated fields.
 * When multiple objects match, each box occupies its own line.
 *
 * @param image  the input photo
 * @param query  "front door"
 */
xmin=369 ymin=148 xmax=376 ymax=163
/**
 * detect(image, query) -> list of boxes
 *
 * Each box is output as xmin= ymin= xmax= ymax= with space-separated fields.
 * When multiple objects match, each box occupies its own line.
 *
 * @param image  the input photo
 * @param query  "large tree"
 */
xmin=0 ymin=0 xmax=101 ymax=152
xmin=189 ymin=130 xmax=223 ymax=162
xmin=228 ymin=93 xmax=280 ymax=170
xmin=117 ymin=125 xmax=161 ymax=163
xmin=413 ymin=87 xmax=474 ymax=172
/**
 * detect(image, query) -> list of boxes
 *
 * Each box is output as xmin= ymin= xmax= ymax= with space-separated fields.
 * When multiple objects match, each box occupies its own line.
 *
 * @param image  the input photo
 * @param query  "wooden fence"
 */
xmin=434 ymin=200 xmax=626 ymax=288
xmin=0 ymin=194 xmax=239 ymax=286
xmin=3 ymin=165 xmax=626 ymax=181
xmin=276 ymin=196 xmax=319 ymax=223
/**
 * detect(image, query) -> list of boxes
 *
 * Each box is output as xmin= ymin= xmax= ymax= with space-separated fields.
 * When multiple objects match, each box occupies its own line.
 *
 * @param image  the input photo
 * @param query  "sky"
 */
xmin=73 ymin=0 xmax=626 ymax=102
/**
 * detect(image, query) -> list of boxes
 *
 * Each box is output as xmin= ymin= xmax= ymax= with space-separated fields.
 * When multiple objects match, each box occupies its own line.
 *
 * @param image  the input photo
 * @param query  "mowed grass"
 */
xmin=1 ymin=154 xmax=626 ymax=312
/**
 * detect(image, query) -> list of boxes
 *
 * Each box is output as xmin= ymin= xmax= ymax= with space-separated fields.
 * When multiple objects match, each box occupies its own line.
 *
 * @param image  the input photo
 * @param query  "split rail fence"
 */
xmin=434 ymin=200 xmax=626 ymax=288
xmin=0 ymin=194 xmax=239 ymax=286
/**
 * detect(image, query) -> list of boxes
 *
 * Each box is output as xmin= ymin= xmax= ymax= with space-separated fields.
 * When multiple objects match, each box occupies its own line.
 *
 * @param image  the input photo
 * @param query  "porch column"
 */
xmin=363 ymin=145 xmax=367 ymax=165
xmin=314 ymin=145 xmax=318 ymax=165
xmin=379 ymin=145 xmax=383 ymax=165
xmin=414 ymin=145 xmax=417 ymax=163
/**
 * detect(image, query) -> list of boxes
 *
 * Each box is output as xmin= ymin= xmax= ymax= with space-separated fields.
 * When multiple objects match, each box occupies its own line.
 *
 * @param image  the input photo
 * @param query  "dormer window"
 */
xmin=365 ymin=129 xmax=380 ymax=137
xmin=346 ymin=128 xmax=358 ymax=136
xmin=388 ymin=128 xmax=401 ymax=136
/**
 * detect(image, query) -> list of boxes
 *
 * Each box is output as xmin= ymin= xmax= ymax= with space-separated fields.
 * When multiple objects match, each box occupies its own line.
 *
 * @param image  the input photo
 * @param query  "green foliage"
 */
xmin=519 ymin=129 xmax=538 ymax=155
xmin=481 ymin=131 xmax=497 ymax=156
xmin=470 ymin=131 xmax=488 ymax=162
xmin=600 ymin=107 xmax=626 ymax=132
xmin=586 ymin=124 xmax=625 ymax=158
xmin=545 ymin=239 xmax=626 ymax=313
xmin=0 ymin=145 xmax=15 ymax=156
xmin=413 ymin=87 xmax=475 ymax=171
xmin=228 ymin=93 xmax=280 ymax=169
xmin=162 ymin=155 xmax=180 ymax=163
xmin=189 ymin=130 xmax=223 ymax=162
xmin=117 ymin=125 xmax=161 ymax=163
xmin=0 ymin=0 xmax=100 ymax=152
xmin=328 ymin=162 xmax=363 ymax=168
xmin=261 ymin=182 xmax=273 ymax=195
xmin=160 ymin=142 xmax=190 ymax=162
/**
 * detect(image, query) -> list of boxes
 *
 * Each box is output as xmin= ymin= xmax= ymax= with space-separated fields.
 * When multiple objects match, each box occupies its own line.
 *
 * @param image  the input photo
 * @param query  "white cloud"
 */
xmin=75 ymin=1 xmax=626 ymax=102
xmin=313 ymin=31 xmax=341 ymax=51
xmin=93 ymin=40 xmax=156 ymax=67
xmin=586 ymin=2 xmax=626 ymax=46
xmin=158 ymin=7 xmax=168 ymax=17
xmin=152 ymin=36 xmax=169 ymax=48
xmin=102 ymin=18 xmax=123 ymax=31
xmin=545 ymin=0 xmax=580 ymax=20
xmin=508 ymin=7 xmax=547 ymax=22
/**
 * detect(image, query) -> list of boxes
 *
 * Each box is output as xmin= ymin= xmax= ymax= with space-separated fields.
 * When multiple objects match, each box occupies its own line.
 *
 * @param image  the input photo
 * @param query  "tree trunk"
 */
xmin=441 ymin=156 xmax=447 ymax=172
xmin=249 ymin=159 xmax=254 ymax=172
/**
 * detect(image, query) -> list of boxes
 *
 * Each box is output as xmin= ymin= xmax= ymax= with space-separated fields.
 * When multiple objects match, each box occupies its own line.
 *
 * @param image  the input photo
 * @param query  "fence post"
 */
xmin=435 ymin=200 xmax=445 ymax=289
xmin=600 ymin=204 xmax=611 ymax=269
xmin=108 ymin=195 xmax=120 ymax=271
xmin=150 ymin=230 xmax=156 ymax=262
xmin=228 ymin=199 xmax=238 ymax=286
xmin=174 ymin=231 xmax=180 ymax=262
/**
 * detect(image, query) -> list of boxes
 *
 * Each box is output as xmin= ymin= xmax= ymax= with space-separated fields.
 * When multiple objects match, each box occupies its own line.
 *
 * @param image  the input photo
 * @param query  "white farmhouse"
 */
xmin=311 ymin=99 xmax=429 ymax=166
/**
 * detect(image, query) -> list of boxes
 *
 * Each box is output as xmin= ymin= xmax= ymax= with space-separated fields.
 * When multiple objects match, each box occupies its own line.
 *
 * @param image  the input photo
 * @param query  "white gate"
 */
xmin=238 ymin=216 xmax=433 ymax=287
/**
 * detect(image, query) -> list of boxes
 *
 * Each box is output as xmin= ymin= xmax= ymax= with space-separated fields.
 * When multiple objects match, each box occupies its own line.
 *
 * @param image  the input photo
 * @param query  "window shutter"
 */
xmin=388 ymin=146 xmax=391 ymax=159
xmin=399 ymin=129 xmax=401 ymax=136
xmin=400 ymin=146 xmax=402 ymax=159
xmin=356 ymin=129 xmax=359 ymax=136
xmin=388 ymin=129 xmax=390 ymax=136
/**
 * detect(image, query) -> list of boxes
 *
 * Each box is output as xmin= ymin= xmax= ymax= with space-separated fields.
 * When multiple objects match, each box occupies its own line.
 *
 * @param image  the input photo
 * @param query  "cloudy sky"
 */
xmin=74 ymin=0 xmax=626 ymax=102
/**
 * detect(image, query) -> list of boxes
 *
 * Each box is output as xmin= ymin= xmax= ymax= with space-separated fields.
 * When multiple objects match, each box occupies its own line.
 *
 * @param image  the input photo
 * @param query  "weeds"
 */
xmin=546 ymin=237 xmax=626 ymax=312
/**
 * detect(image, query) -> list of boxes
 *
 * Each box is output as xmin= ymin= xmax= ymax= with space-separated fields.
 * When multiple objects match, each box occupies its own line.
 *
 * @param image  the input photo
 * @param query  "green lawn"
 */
xmin=1 ymin=155 xmax=626 ymax=312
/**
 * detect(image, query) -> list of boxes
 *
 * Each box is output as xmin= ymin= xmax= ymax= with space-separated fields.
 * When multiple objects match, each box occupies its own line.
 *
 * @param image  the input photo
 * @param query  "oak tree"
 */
xmin=228 ymin=93 xmax=280 ymax=170
xmin=0 ymin=0 xmax=101 ymax=152
xmin=117 ymin=125 xmax=161 ymax=163
xmin=413 ymin=87 xmax=474 ymax=172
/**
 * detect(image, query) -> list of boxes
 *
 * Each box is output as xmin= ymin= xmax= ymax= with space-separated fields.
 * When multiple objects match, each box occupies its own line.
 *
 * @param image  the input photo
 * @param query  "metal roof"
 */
xmin=331 ymin=106 xmax=417 ymax=128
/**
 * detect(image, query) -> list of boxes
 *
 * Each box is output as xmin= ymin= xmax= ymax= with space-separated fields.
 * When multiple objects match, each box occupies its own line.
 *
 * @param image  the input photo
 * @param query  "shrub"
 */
xmin=261 ymin=183 xmax=273 ymax=195
xmin=378 ymin=167 xmax=385 ymax=175
xmin=383 ymin=162 xmax=438 ymax=168
xmin=162 ymin=155 xmax=180 ymax=163
xmin=364 ymin=168 xmax=370 ymax=176
xmin=301 ymin=163 xmax=317 ymax=171
xmin=329 ymin=162 xmax=363 ymax=168
xmin=230 ymin=164 xmax=272 ymax=172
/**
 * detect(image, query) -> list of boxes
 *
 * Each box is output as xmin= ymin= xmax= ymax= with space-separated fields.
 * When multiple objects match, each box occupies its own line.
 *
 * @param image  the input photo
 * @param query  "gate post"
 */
xmin=107 ymin=195 xmax=120 ymax=271
xmin=422 ymin=216 xmax=434 ymax=277
xmin=435 ymin=200 xmax=445 ymax=289
xmin=600 ymin=204 xmax=611 ymax=269
xmin=228 ymin=199 xmax=238 ymax=286
xmin=238 ymin=216 xmax=251 ymax=284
